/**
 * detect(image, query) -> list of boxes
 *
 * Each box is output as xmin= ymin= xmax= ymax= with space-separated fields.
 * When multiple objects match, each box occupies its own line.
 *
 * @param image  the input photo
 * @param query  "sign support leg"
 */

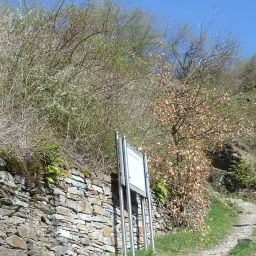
xmin=141 ymin=196 xmax=148 ymax=251
xmin=122 ymin=136 xmax=135 ymax=256
xmin=144 ymin=153 xmax=155 ymax=253
xmin=115 ymin=131 xmax=127 ymax=256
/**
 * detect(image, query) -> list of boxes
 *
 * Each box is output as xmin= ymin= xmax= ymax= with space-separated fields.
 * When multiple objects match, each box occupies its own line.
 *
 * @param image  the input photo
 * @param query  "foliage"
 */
xmin=0 ymin=138 xmax=69 ymax=186
xmin=0 ymin=148 xmax=28 ymax=176
xmin=163 ymin=24 xmax=238 ymax=80
xmin=0 ymin=1 xmax=159 ymax=173
xmin=225 ymin=160 xmax=256 ymax=192
xmin=236 ymin=54 xmax=256 ymax=92
xmin=149 ymin=46 xmax=239 ymax=227
xmin=152 ymin=179 xmax=169 ymax=204
xmin=32 ymin=142 xmax=69 ymax=184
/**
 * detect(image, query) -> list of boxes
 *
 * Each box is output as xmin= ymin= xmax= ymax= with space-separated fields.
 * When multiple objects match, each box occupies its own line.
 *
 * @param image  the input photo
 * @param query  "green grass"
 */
xmin=136 ymin=249 xmax=153 ymax=256
xmin=136 ymin=198 xmax=239 ymax=255
xmin=228 ymin=228 xmax=256 ymax=256
xmin=228 ymin=239 xmax=256 ymax=255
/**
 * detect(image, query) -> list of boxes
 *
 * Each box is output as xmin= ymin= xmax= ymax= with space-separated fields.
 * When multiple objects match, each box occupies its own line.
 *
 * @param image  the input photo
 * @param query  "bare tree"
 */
xmin=163 ymin=24 xmax=238 ymax=81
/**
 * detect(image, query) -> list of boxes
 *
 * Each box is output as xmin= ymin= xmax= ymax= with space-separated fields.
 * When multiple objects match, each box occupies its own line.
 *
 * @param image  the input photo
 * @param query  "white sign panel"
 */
xmin=126 ymin=145 xmax=146 ymax=197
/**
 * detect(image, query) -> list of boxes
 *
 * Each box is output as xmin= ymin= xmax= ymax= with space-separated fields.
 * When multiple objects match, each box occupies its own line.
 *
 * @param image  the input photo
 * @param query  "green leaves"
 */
xmin=32 ymin=141 xmax=69 ymax=185
xmin=46 ymin=177 xmax=54 ymax=183
xmin=45 ymin=164 xmax=63 ymax=184
xmin=225 ymin=160 xmax=256 ymax=191
xmin=153 ymin=179 xmax=169 ymax=204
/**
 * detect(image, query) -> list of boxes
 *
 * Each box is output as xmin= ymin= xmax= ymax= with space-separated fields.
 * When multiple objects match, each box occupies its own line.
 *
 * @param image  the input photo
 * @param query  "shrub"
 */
xmin=0 ymin=1 xmax=158 ymax=173
xmin=32 ymin=141 xmax=70 ymax=184
xmin=152 ymin=179 xmax=169 ymax=204
xmin=0 ymin=140 xmax=70 ymax=187
xmin=225 ymin=160 xmax=256 ymax=192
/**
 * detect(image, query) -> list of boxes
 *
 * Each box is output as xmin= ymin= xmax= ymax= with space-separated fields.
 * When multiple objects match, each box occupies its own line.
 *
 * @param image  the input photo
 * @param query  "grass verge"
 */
xmin=228 ymin=229 xmax=256 ymax=256
xmin=136 ymin=197 xmax=239 ymax=255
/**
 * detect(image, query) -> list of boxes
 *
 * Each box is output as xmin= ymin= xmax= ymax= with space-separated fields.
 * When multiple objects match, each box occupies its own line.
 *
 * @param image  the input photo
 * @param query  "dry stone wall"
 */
xmin=0 ymin=166 xmax=172 ymax=256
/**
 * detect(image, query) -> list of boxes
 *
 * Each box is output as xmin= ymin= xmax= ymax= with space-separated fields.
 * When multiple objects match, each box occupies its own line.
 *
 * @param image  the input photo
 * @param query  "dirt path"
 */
xmin=196 ymin=197 xmax=256 ymax=256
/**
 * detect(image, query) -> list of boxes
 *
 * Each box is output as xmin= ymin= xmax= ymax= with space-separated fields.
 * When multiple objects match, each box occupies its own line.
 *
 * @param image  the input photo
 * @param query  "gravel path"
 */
xmin=196 ymin=197 xmax=256 ymax=256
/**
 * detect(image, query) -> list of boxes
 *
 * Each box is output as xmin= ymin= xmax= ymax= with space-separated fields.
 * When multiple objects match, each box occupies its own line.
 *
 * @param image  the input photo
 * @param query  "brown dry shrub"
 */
xmin=149 ymin=55 xmax=242 ymax=228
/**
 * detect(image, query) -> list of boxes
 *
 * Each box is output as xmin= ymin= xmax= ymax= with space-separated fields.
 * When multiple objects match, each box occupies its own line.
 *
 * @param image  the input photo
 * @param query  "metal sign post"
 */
xmin=115 ymin=131 xmax=127 ymax=256
xmin=115 ymin=132 xmax=154 ymax=255
xmin=140 ymin=196 xmax=148 ymax=251
xmin=122 ymin=136 xmax=135 ymax=256
xmin=144 ymin=153 xmax=155 ymax=253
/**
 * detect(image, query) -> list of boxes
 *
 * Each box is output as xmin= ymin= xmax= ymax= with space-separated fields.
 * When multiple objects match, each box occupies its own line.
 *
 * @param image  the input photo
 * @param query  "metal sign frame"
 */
xmin=115 ymin=131 xmax=155 ymax=256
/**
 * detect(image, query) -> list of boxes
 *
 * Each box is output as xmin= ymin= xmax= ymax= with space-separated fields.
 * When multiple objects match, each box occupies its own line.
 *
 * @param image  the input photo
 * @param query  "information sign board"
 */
xmin=115 ymin=131 xmax=155 ymax=255
xmin=126 ymin=144 xmax=146 ymax=197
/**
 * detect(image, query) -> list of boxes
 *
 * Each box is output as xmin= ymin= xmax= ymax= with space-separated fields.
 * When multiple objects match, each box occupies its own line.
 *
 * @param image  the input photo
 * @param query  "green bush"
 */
xmin=32 ymin=142 xmax=69 ymax=184
xmin=152 ymin=179 xmax=169 ymax=204
xmin=0 ymin=2 xmax=159 ymax=172
xmin=0 ymin=148 xmax=28 ymax=176
xmin=225 ymin=160 xmax=256 ymax=192
xmin=0 ymin=141 xmax=69 ymax=186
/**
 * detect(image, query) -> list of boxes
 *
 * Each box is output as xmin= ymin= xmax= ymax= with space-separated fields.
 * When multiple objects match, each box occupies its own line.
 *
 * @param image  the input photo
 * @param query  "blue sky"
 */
xmin=7 ymin=0 xmax=256 ymax=58
xmin=119 ymin=0 xmax=256 ymax=58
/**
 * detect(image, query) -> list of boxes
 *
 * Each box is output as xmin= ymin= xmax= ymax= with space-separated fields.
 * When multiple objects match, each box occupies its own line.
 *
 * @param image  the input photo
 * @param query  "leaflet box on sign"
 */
xmin=126 ymin=144 xmax=146 ymax=197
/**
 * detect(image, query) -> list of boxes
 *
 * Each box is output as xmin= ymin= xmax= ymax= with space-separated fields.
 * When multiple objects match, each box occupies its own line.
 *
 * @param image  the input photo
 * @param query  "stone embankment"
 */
xmin=0 ymin=166 xmax=172 ymax=256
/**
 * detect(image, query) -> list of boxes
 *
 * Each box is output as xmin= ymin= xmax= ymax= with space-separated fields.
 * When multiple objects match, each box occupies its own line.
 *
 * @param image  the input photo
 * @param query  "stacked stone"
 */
xmin=0 ymin=170 xmax=56 ymax=256
xmin=52 ymin=169 xmax=115 ymax=255
xmin=0 ymin=166 xmax=173 ymax=256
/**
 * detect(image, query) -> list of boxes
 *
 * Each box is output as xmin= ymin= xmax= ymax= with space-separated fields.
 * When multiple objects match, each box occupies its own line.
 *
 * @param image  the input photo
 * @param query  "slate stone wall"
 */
xmin=0 ymin=168 xmax=172 ymax=256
